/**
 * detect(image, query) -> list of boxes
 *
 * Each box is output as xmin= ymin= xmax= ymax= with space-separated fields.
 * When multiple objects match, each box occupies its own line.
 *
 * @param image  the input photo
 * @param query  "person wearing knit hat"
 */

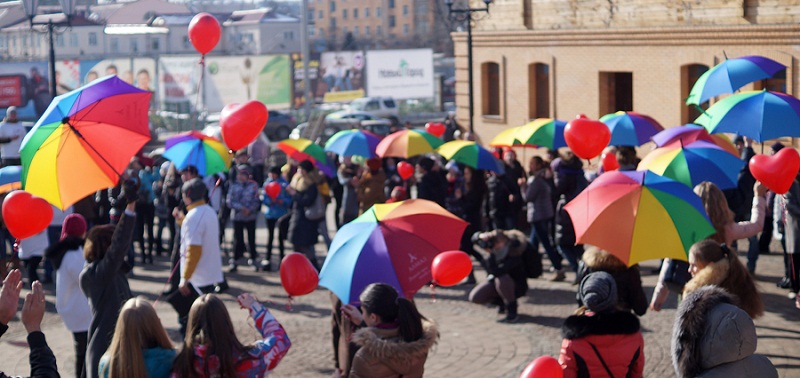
xmin=45 ymin=212 xmax=92 ymax=377
xmin=559 ymin=271 xmax=644 ymax=377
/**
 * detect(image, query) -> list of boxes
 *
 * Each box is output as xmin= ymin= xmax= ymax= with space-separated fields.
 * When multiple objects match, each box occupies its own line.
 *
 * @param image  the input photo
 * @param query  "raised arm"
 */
xmin=238 ymin=293 xmax=291 ymax=371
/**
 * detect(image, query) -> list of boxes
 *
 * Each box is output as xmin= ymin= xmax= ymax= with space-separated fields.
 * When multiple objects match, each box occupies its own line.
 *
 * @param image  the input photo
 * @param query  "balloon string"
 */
xmin=285 ymin=295 xmax=294 ymax=312
xmin=429 ymin=283 xmax=437 ymax=303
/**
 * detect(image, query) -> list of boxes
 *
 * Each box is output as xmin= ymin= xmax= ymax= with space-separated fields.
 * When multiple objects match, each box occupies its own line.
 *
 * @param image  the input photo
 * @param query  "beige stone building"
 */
xmin=454 ymin=0 xmax=800 ymax=144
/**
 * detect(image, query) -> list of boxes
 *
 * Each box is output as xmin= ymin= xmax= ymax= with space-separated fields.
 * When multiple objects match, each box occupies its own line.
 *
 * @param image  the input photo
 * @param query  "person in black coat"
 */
xmin=575 ymin=247 xmax=648 ymax=316
xmin=415 ymin=157 xmax=446 ymax=207
xmin=287 ymin=160 xmax=323 ymax=270
xmin=468 ymin=229 xmax=529 ymax=323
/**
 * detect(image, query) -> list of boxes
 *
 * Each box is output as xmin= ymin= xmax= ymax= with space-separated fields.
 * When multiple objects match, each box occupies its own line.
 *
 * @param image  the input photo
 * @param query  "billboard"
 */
xmin=319 ymin=51 xmax=366 ymax=103
xmin=366 ymin=49 xmax=434 ymax=100
xmin=0 ymin=61 xmax=52 ymax=120
xmin=291 ymin=52 xmax=320 ymax=108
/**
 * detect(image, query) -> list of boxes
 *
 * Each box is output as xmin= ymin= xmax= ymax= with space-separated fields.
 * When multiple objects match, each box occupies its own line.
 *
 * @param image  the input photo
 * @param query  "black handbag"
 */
xmin=165 ymin=282 xmax=201 ymax=318
xmin=663 ymin=259 xmax=692 ymax=293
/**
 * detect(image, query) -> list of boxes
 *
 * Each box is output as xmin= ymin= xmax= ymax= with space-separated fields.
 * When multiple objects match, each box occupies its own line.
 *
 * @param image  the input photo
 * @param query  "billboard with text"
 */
xmin=366 ymin=49 xmax=433 ymax=99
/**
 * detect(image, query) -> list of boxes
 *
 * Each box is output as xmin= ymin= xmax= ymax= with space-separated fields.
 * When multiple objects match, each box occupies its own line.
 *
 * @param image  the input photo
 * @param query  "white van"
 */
xmin=348 ymin=96 xmax=399 ymax=119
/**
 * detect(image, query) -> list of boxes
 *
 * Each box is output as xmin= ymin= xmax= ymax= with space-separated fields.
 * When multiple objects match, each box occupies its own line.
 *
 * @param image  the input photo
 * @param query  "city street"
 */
xmin=0 ymin=214 xmax=798 ymax=377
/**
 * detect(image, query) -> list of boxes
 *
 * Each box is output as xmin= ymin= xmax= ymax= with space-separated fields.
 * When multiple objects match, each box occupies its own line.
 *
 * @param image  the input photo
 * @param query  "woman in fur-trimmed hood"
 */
xmin=683 ymin=240 xmax=764 ymax=318
xmin=671 ymin=286 xmax=777 ymax=378
xmin=576 ymin=247 xmax=648 ymax=316
xmin=341 ymin=283 xmax=439 ymax=378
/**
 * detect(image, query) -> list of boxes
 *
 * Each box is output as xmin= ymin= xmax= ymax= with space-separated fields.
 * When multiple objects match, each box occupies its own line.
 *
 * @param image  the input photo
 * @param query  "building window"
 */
xmin=88 ymin=32 xmax=97 ymax=46
xmin=308 ymin=9 xmax=314 ymax=20
xmin=330 ymin=1 xmax=335 ymax=12
xmin=284 ymin=31 xmax=295 ymax=40
xmin=599 ymin=72 xmax=633 ymax=115
xmin=318 ymin=10 xmax=323 ymax=18
xmin=331 ymin=17 xmax=336 ymax=28
xmin=69 ymin=34 xmax=78 ymax=47
xmin=182 ymin=35 xmax=191 ymax=48
xmin=343 ymin=9 xmax=348 ymax=19
xmin=755 ymin=67 xmax=786 ymax=92
xmin=365 ymin=7 xmax=370 ymax=17
xmin=354 ymin=26 xmax=359 ymax=36
xmin=319 ymin=27 xmax=325 ymax=36
xmin=130 ymin=39 xmax=138 ymax=52
xmin=365 ymin=26 xmax=370 ymax=35
xmin=389 ymin=15 xmax=395 ymax=27
xmin=151 ymin=38 xmax=160 ymax=50
xmin=353 ymin=8 xmax=358 ymax=18
xmin=528 ymin=63 xmax=550 ymax=119
xmin=681 ymin=64 xmax=709 ymax=124
xmin=418 ymin=21 xmax=428 ymax=33
xmin=482 ymin=62 xmax=501 ymax=116
xmin=403 ymin=5 xmax=408 ymax=15
xmin=342 ymin=26 xmax=348 ymax=34
xmin=388 ymin=0 xmax=395 ymax=9
xmin=377 ymin=7 xmax=381 ymax=16
xmin=110 ymin=38 xmax=119 ymax=52
xmin=377 ymin=25 xmax=382 ymax=35
xmin=55 ymin=34 xmax=64 ymax=47
xmin=403 ymin=24 xmax=408 ymax=34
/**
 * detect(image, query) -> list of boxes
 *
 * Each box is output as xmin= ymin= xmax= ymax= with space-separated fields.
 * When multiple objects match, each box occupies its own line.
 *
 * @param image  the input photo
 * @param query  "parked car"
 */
xmin=265 ymin=110 xmax=296 ymax=140
xmin=348 ymin=96 xmax=399 ymax=119
xmin=360 ymin=119 xmax=392 ymax=137
xmin=324 ymin=110 xmax=380 ymax=121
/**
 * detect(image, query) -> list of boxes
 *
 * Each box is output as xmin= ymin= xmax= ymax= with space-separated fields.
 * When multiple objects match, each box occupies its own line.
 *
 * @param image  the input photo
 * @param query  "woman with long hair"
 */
xmin=99 ymin=297 xmax=175 ymax=378
xmin=286 ymin=160 xmax=323 ymax=270
xmin=341 ymin=283 xmax=438 ymax=378
xmin=684 ymin=240 xmax=764 ymax=318
xmin=171 ymin=293 xmax=291 ymax=377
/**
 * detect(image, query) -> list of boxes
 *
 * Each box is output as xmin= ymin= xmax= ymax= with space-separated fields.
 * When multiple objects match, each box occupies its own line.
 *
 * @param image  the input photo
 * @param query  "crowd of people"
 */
xmin=0 ymin=105 xmax=793 ymax=377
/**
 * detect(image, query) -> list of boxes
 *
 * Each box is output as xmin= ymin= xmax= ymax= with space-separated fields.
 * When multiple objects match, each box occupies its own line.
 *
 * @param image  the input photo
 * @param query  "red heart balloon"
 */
xmin=750 ymin=148 xmax=800 ymax=194
xmin=2 ymin=191 xmax=53 ymax=240
xmin=564 ymin=114 xmax=611 ymax=160
xmin=188 ymin=13 xmax=221 ymax=55
xmin=265 ymin=181 xmax=281 ymax=200
xmin=397 ymin=161 xmax=414 ymax=180
xmin=425 ymin=122 xmax=446 ymax=138
xmin=280 ymin=252 xmax=319 ymax=297
xmin=221 ymin=101 xmax=269 ymax=151
xmin=601 ymin=150 xmax=619 ymax=172
xmin=520 ymin=356 xmax=563 ymax=378
xmin=431 ymin=250 xmax=473 ymax=287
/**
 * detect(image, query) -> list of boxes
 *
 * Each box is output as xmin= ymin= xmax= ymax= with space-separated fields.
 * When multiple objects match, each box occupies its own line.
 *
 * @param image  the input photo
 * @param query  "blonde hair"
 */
xmin=689 ymin=240 xmax=764 ymax=318
xmin=101 ymin=297 xmax=173 ymax=378
xmin=693 ymin=182 xmax=732 ymax=244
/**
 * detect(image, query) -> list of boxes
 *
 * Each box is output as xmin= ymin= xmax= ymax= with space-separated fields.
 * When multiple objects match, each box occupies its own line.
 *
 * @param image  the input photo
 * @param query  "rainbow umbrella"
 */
xmin=686 ymin=55 xmax=785 ymax=106
xmin=319 ymin=199 xmax=468 ymax=304
xmin=0 ymin=166 xmax=22 ymax=194
xmin=376 ymin=129 xmax=443 ymax=158
xmin=489 ymin=127 xmax=524 ymax=147
xmin=564 ymin=170 xmax=715 ymax=266
xmin=324 ymin=129 xmax=381 ymax=158
xmin=278 ymin=138 xmax=328 ymax=162
xmin=514 ymin=118 xmax=568 ymax=149
xmin=163 ymin=131 xmax=232 ymax=177
xmin=638 ymin=140 xmax=744 ymax=190
xmin=600 ymin=111 xmax=664 ymax=146
xmin=651 ymin=124 xmax=738 ymax=156
xmin=437 ymin=140 xmax=505 ymax=174
xmin=20 ymin=75 xmax=151 ymax=210
xmin=695 ymin=90 xmax=800 ymax=142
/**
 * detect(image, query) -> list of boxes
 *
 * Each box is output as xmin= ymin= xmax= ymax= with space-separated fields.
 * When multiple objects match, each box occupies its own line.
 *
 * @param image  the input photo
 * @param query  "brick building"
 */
xmin=456 ymin=0 xmax=800 ymax=144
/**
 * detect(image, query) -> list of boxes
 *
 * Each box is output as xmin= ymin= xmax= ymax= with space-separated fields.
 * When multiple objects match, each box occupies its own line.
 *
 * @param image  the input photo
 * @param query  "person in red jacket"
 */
xmin=559 ymin=271 xmax=644 ymax=378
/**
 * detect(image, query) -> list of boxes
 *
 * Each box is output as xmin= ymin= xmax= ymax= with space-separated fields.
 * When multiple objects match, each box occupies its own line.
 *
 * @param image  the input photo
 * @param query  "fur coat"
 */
xmin=672 ymin=286 xmax=777 ymax=378
xmin=576 ymin=248 xmax=648 ymax=316
xmin=682 ymin=258 xmax=764 ymax=319
xmin=349 ymin=320 xmax=438 ymax=378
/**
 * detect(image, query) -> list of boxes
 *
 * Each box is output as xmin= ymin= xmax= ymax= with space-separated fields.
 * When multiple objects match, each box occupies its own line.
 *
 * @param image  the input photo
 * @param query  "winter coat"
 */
xmin=288 ymin=170 xmax=322 ymax=247
xmin=0 ymin=327 xmax=59 ymax=378
xmin=576 ymin=248 xmax=648 ymax=316
xmin=682 ymin=258 xmax=764 ymax=319
xmin=45 ymin=237 xmax=92 ymax=333
xmin=559 ymin=311 xmax=644 ymax=378
xmin=720 ymin=195 xmax=765 ymax=246
xmin=80 ymin=213 xmax=136 ymax=378
xmin=262 ymin=177 xmax=292 ymax=220
xmin=672 ymin=286 xmax=777 ymax=378
xmin=781 ymin=178 xmax=800 ymax=253
xmin=99 ymin=347 xmax=176 ymax=378
xmin=417 ymin=171 xmax=446 ymax=207
xmin=523 ymin=170 xmax=554 ymax=223
xmin=357 ymin=169 xmax=386 ymax=213
xmin=338 ymin=164 xmax=361 ymax=221
xmin=349 ymin=320 xmax=438 ymax=378
xmin=486 ymin=174 xmax=516 ymax=219
xmin=227 ymin=179 xmax=261 ymax=222
xmin=484 ymin=229 xmax=529 ymax=298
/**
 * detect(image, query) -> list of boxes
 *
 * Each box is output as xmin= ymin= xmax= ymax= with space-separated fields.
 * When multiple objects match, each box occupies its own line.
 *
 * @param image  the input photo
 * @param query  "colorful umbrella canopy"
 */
xmin=324 ymin=129 xmax=381 ymax=158
xmin=0 ymin=166 xmax=22 ymax=194
xmin=437 ymin=140 xmax=505 ymax=173
xmin=514 ymin=118 xmax=568 ymax=149
xmin=376 ymin=129 xmax=443 ymax=158
xmin=651 ymin=124 xmax=738 ymax=156
xmin=564 ymin=170 xmax=715 ymax=266
xmin=319 ymin=199 xmax=468 ymax=304
xmin=489 ymin=127 xmax=524 ymax=148
xmin=163 ymin=131 xmax=232 ymax=177
xmin=695 ymin=90 xmax=800 ymax=142
xmin=278 ymin=138 xmax=328 ymax=162
xmin=20 ymin=75 xmax=151 ymax=210
xmin=638 ymin=140 xmax=745 ymax=190
xmin=686 ymin=55 xmax=785 ymax=106
xmin=600 ymin=111 xmax=664 ymax=146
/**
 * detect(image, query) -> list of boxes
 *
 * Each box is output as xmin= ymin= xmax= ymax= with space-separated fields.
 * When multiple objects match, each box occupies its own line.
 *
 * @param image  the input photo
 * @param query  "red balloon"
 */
xmin=280 ymin=252 xmax=319 ymax=296
xmin=750 ymin=148 xmax=800 ymax=194
xmin=425 ymin=122 xmax=446 ymax=138
xmin=431 ymin=251 xmax=473 ymax=287
xmin=221 ymin=101 xmax=269 ymax=151
xmin=2 ymin=191 xmax=53 ymax=240
xmin=520 ymin=356 xmax=563 ymax=378
xmin=265 ymin=181 xmax=281 ymax=200
xmin=564 ymin=114 xmax=611 ymax=160
xmin=397 ymin=161 xmax=414 ymax=180
xmin=601 ymin=151 xmax=619 ymax=172
xmin=188 ymin=13 xmax=221 ymax=55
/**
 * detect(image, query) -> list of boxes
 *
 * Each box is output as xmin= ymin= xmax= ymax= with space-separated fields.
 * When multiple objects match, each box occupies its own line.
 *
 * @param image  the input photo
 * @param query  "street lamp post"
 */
xmin=21 ymin=0 xmax=74 ymax=98
xmin=444 ymin=0 xmax=492 ymax=134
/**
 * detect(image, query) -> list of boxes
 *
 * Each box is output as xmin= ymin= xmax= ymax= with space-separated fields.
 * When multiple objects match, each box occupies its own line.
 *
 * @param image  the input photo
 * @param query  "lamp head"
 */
xmin=58 ymin=0 xmax=75 ymax=17
xmin=21 ymin=0 xmax=38 ymax=19
xmin=483 ymin=0 xmax=493 ymax=5
xmin=444 ymin=0 xmax=454 ymax=6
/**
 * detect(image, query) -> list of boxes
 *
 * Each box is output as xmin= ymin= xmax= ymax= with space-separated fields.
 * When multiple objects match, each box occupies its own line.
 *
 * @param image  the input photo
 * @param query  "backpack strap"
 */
xmin=588 ymin=342 xmax=615 ymax=378
xmin=625 ymin=347 xmax=641 ymax=378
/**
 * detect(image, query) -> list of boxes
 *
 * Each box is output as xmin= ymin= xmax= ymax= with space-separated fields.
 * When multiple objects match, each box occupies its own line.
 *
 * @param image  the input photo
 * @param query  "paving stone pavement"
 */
xmin=0 ymin=215 xmax=798 ymax=377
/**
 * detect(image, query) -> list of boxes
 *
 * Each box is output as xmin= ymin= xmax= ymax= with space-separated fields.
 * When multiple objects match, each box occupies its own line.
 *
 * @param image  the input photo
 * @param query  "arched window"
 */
xmin=681 ymin=64 xmax=709 ymax=124
xmin=528 ymin=63 xmax=550 ymax=119
xmin=481 ymin=62 xmax=500 ymax=116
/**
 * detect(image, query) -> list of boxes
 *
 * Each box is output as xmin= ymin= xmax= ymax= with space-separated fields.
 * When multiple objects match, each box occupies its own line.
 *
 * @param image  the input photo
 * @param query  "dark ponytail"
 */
xmin=360 ymin=283 xmax=425 ymax=342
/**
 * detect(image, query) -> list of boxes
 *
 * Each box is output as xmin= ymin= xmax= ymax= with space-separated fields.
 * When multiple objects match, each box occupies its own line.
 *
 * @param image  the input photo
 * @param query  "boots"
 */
xmin=498 ymin=301 xmax=518 ymax=323
xmin=550 ymin=268 xmax=566 ymax=282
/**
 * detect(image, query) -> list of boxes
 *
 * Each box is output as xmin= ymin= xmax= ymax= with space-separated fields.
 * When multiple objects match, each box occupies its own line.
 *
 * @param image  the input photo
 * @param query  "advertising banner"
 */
xmin=158 ymin=56 xmax=203 ymax=114
xmin=319 ymin=51 xmax=365 ymax=103
xmin=366 ymin=49 xmax=434 ymax=99
xmin=205 ymin=54 xmax=292 ymax=111
xmin=0 ymin=61 xmax=51 ymax=120
xmin=291 ymin=52 xmax=320 ymax=108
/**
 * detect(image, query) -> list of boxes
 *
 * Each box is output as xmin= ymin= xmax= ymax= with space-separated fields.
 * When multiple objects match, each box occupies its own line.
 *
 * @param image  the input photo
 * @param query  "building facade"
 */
xmin=457 ymin=0 xmax=800 ymax=143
